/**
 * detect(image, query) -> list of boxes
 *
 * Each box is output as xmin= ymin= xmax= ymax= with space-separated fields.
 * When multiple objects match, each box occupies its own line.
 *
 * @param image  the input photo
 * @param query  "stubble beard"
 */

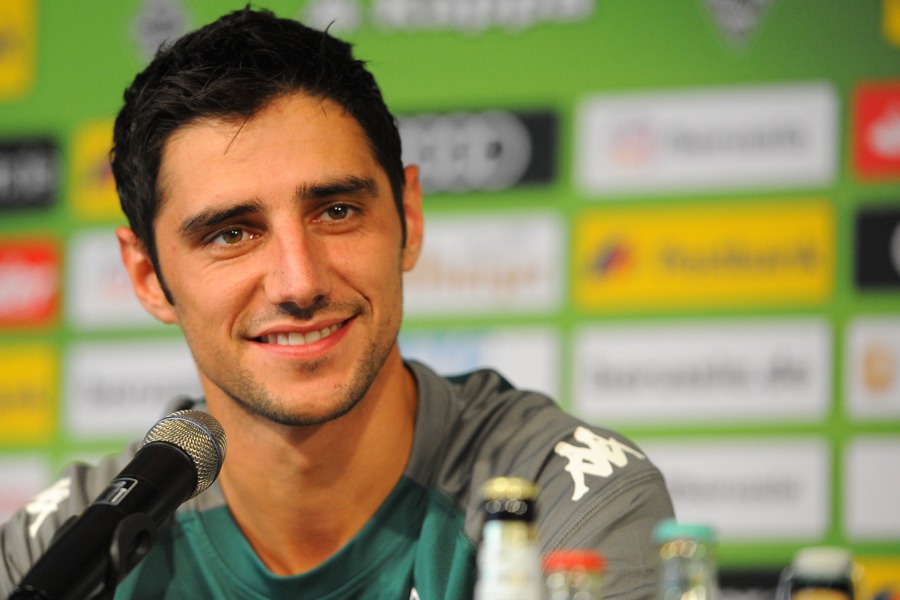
xmin=225 ymin=348 xmax=386 ymax=427
xmin=210 ymin=306 xmax=401 ymax=427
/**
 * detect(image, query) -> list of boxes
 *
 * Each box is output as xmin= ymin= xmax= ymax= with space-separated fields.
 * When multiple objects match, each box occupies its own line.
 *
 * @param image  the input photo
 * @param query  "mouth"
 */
xmin=254 ymin=321 xmax=346 ymax=347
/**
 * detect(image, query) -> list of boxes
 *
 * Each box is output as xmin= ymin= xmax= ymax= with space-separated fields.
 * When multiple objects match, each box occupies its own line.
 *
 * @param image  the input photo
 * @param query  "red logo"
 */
xmin=0 ymin=240 xmax=59 ymax=327
xmin=854 ymin=81 xmax=900 ymax=180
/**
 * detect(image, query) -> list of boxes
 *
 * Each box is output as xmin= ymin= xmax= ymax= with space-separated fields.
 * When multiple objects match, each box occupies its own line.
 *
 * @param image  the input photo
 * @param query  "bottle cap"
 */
xmin=480 ymin=477 xmax=539 ymax=522
xmin=543 ymin=549 xmax=607 ymax=574
xmin=480 ymin=477 xmax=539 ymax=501
xmin=791 ymin=547 xmax=853 ymax=578
xmin=652 ymin=519 xmax=716 ymax=543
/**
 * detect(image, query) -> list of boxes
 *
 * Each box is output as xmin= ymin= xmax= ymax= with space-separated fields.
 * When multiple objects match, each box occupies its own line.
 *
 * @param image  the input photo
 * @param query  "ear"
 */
xmin=116 ymin=226 xmax=178 ymax=324
xmin=401 ymin=165 xmax=424 ymax=272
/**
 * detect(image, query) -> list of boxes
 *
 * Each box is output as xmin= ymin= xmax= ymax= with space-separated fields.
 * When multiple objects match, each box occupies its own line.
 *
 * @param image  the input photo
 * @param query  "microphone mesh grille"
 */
xmin=141 ymin=409 xmax=227 ymax=498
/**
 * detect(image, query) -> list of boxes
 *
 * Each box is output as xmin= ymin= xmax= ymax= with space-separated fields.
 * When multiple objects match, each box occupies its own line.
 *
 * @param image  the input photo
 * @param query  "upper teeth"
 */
xmin=265 ymin=323 xmax=340 ymax=346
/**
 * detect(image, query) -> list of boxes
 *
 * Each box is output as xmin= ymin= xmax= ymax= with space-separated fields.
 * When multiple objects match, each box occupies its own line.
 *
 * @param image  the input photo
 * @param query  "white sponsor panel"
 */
xmin=642 ymin=438 xmax=830 ymax=540
xmin=844 ymin=437 xmax=900 ymax=539
xmin=65 ymin=338 xmax=202 ymax=438
xmin=576 ymin=82 xmax=838 ymax=195
xmin=846 ymin=317 xmax=900 ymax=419
xmin=303 ymin=0 xmax=596 ymax=33
xmin=400 ymin=327 xmax=560 ymax=398
xmin=371 ymin=0 xmax=595 ymax=32
xmin=67 ymin=229 xmax=160 ymax=329
xmin=574 ymin=318 xmax=831 ymax=423
xmin=0 ymin=456 xmax=51 ymax=522
xmin=404 ymin=213 xmax=564 ymax=315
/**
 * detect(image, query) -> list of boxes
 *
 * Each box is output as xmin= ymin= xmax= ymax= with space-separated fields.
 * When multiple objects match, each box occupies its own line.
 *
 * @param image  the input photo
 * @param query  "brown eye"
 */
xmin=214 ymin=228 xmax=246 ymax=245
xmin=323 ymin=204 xmax=354 ymax=221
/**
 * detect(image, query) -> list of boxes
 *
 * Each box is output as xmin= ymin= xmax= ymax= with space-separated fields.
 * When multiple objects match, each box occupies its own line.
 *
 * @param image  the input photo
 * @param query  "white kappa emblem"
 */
xmin=554 ymin=427 xmax=646 ymax=501
xmin=25 ymin=477 xmax=72 ymax=538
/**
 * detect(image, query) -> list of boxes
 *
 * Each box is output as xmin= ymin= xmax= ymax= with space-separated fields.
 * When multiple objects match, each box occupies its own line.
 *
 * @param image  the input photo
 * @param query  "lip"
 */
xmin=248 ymin=317 xmax=352 ymax=351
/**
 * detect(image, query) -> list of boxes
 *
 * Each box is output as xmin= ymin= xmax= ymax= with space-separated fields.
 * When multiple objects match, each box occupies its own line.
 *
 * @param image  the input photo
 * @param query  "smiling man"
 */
xmin=0 ymin=8 xmax=673 ymax=599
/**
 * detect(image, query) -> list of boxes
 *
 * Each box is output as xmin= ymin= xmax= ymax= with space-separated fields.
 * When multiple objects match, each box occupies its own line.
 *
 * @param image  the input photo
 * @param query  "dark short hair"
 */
xmin=111 ymin=7 xmax=406 ymax=279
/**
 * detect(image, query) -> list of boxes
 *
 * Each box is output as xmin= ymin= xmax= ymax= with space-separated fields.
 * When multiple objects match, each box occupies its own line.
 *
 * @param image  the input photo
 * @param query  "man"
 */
xmin=0 ymin=8 xmax=673 ymax=599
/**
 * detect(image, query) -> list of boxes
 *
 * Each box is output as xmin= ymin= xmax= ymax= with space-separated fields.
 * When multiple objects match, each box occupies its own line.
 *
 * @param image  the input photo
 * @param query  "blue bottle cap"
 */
xmin=652 ymin=519 xmax=716 ymax=543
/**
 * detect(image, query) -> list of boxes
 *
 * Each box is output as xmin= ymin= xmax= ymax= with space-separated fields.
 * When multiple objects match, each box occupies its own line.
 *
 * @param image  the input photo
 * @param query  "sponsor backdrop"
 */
xmin=1 ymin=0 xmax=899 ymax=585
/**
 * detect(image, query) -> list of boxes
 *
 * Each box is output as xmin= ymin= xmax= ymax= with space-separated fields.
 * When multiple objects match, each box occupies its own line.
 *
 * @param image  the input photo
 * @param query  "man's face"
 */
xmin=121 ymin=93 xmax=423 ymax=426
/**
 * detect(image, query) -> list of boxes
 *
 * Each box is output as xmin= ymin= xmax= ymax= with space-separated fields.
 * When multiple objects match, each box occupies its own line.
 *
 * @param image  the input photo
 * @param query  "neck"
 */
xmin=207 ymin=353 xmax=418 ymax=575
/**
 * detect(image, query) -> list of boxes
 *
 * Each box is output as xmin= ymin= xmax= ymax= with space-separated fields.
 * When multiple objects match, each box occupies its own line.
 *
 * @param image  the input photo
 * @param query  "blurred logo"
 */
xmin=0 ymin=458 xmax=50 ymax=524
xmin=0 ymin=138 xmax=59 ymax=210
xmin=705 ymin=0 xmax=772 ymax=47
xmin=853 ymin=81 xmax=900 ymax=179
xmin=846 ymin=318 xmax=900 ymax=419
xmin=574 ymin=200 xmax=834 ymax=311
xmin=576 ymin=83 xmax=837 ymax=196
xmin=132 ymin=0 xmax=189 ymax=61
xmin=883 ymin=0 xmax=900 ymax=47
xmin=0 ymin=240 xmax=59 ymax=328
xmin=302 ymin=0 xmax=363 ymax=32
xmin=404 ymin=212 xmax=563 ymax=315
xmin=65 ymin=339 xmax=202 ymax=439
xmin=70 ymin=121 xmax=123 ymax=221
xmin=589 ymin=237 xmax=633 ymax=277
xmin=399 ymin=110 xmax=557 ymax=193
xmin=0 ymin=344 xmax=56 ymax=444
xmin=0 ymin=0 xmax=35 ymax=99
xmin=304 ymin=0 xmax=595 ymax=33
xmin=574 ymin=318 xmax=831 ymax=423
xmin=862 ymin=342 xmax=896 ymax=393
xmin=67 ymin=229 xmax=159 ymax=329
xmin=400 ymin=328 xmax=560 ymax=398
xmin=854 ymin=205 xmax=900 ymax=289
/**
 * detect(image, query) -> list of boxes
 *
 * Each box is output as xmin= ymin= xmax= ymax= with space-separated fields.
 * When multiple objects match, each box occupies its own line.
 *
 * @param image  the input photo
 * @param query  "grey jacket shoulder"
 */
xmin=407 ymin=361 xmax=674 ymax=600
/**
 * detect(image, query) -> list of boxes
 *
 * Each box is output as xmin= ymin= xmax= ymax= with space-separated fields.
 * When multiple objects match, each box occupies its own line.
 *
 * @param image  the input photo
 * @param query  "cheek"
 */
xmin=172 ymin=267 xmax=253 ymax=324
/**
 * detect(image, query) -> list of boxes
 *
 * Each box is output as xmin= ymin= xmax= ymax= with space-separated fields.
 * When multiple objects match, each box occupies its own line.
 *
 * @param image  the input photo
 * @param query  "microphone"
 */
xmin=10 ymin=409 xmax=227 ymax=600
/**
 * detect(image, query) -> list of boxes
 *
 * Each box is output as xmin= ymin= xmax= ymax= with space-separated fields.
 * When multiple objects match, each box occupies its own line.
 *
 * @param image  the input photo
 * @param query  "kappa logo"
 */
xmin=25 ymin=477 xmax=71 ymax=538
xmin=554 ymin=427 xmax=646 ymax=501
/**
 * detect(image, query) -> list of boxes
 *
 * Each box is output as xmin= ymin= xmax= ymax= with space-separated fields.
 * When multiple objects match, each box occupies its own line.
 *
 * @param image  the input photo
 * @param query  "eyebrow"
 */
xmin=296 ymin=175 xmax=379 ymax=201
xmin=180 ymin=200 xmax=266 ymax=239
xmin=178 ymin=176 xmax=380 ymax=239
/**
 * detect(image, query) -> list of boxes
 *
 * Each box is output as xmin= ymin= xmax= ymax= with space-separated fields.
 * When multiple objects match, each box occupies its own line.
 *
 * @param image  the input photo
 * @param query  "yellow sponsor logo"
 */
xmin=884 ymin=0 xmax=900 ymax=47
xmin=857 ymin=556 xmax=900 ymax=597
xmin=573 ymin=201 xmax=834 ymax=311
xmin=70 ymin=120 xmax=124 ymax=221
xmin=0 ymin=344 xmax=56 ymax=444
xmin=0 ymin=0 xmax=35 ymax=99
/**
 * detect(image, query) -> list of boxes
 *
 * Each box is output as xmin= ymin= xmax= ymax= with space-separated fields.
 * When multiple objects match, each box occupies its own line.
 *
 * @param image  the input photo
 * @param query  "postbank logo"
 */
xmin=854 ymin=81 xmax=900 ymax=180
xmin=0 ymin=0 xmax=35 ymax=100
xmin=574 ymin=201 xmax=834 ymax=311
xmin=0 ymin=240 xmax=59 ymax=328
xmin=0 ymin=344 xmax=56 ymax=444
xmin=70 ymin=121 xmax=123 ymax=221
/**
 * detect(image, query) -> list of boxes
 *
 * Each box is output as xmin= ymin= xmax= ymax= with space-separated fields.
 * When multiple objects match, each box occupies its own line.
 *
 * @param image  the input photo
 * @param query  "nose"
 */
xmin=263 ymin=226 xmax=331 ymax=310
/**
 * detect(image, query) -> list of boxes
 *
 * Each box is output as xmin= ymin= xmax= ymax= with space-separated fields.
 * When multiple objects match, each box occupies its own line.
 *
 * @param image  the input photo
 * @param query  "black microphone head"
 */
xmin=141 ymin=409 xmax=227 ymax=498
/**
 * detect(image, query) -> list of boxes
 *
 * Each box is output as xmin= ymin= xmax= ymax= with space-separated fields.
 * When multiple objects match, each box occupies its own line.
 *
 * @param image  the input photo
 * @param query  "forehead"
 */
xmin=156 ymin=93 xmax=381 ymax=212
